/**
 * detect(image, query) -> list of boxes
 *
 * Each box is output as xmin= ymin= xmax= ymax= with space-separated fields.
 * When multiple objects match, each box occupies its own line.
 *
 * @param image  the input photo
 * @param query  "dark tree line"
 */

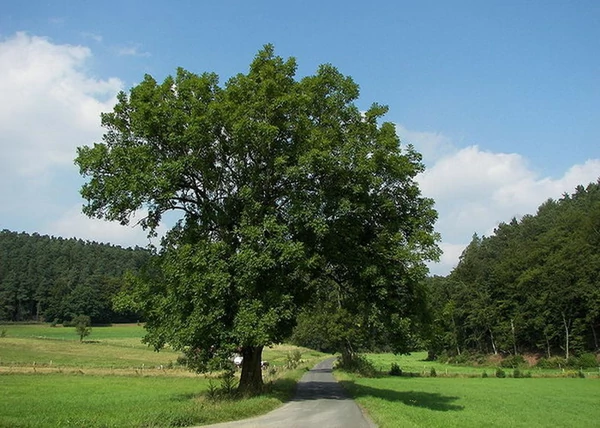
xmin=427 ymin=180 xmax=600 ymax=359
xmin=0 ymin=230 xmax=150 ymax=323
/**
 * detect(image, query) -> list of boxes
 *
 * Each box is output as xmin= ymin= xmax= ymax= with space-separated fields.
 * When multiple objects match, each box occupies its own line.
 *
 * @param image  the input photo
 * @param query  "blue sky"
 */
xmin=1 ymin=0 xmax=599 ymax=274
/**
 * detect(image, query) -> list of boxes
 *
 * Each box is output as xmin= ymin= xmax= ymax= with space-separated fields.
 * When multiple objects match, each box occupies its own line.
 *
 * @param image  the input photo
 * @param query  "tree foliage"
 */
xmin=73 ymin=314 xmax=92 ymax=342
xmin=0 ymin=230 xmax=149 ymax=323
xmin=76 ymin=45 xmax=439 ymax=392
xmin=427 ymin=181 xmax=600 ymax=359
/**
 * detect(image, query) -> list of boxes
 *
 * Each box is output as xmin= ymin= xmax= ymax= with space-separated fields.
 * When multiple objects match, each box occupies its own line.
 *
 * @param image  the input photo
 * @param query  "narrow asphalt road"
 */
xmin=197 ymin=357 xmax=377 ymax=428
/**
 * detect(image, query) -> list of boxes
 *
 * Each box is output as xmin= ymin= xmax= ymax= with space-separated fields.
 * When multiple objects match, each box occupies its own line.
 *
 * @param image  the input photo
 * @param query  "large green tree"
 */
xmin=76 ymin=46 xmax=439 ymax=392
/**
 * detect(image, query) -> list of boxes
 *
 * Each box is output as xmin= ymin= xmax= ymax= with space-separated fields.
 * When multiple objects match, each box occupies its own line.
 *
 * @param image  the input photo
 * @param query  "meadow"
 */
xmin=336 ymin=352 xmax=600 ymax=428
xmin=0 ymin=323 xmax=325 ymax=427
xmin=2 ymin=324 xmax=599 ymax=427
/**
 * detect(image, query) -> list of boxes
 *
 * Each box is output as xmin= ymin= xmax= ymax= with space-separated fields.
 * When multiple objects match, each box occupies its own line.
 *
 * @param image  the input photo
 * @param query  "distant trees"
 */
xmin=426 ymin=180 xmax=600 ymax=359
xmin=0 ymin=230 xmax=150 ymax=323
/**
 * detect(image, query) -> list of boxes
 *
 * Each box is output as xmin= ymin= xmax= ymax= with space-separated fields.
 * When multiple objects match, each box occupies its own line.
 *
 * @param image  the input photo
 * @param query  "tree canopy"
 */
xmin=426 ymin=180 xmax=600 ymax=361
xmin=75 ymin=45 xmax=439 ymax=392
xmin=0 ymin=230 xmax=149 ymax=323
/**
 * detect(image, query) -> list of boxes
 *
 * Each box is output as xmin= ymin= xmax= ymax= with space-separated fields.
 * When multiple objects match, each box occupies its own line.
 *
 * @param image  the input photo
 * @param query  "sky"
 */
xmin=1 ymin=0 xmax=599 ymax=275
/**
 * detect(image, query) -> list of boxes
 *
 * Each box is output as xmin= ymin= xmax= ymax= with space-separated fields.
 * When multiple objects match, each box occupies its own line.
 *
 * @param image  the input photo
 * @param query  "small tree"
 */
xmin=73 ymin=315 xmax=92 ymax=342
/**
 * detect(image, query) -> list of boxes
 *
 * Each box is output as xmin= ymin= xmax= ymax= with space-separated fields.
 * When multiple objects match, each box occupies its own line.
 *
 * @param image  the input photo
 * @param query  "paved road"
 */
xmin=198 ymin=357 xmax=376 ymax=428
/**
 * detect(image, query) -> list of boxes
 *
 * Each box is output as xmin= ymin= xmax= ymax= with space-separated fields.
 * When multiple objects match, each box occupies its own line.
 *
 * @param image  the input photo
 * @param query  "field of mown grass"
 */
xmin=336 ymin=352 xmax=600 ymax=428
xmin=365 ymin=351 xmax=600 ymax=377
xmin=0 ymin=323 xmax=326 ymax=427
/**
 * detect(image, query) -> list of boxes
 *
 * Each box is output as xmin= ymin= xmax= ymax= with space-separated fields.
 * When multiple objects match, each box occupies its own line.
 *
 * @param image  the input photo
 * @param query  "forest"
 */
xmin=0 ymin=231 xmax=149 ymax=323
xmin=426 ymin=180 xmax=600 ymax=360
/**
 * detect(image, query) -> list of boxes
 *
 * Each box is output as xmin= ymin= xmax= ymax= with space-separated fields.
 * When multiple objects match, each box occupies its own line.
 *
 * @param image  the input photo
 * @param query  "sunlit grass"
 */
xmin=0 ymin=373 xmax=302 ymax=427
xmin=336 ymin=370 xmax=600 ymax=428
xmin=364 ymin=351 xmax=596 ymax=377
xmin=0 ymin=323 xmax=327 ymax=427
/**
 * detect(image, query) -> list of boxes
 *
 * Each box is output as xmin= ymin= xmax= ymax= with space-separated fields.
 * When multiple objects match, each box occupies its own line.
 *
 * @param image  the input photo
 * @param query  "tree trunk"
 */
xmin=562 ymin=312 xmax=570 ymax=360
xmin=510 ymin=318 xmax=517 ymax=355
xmin=489 ymin=328 xmax=497 ymax=355
xmin=545 ymin=334 xmax=552 ymax=359
xmin=591 ymin=322 xmax=599 ymax=351
xmin=238 ymin=346 xmax=263 ymax=395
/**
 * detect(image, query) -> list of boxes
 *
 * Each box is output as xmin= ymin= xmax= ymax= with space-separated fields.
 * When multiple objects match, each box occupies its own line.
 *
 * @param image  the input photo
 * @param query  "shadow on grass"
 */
xmin=338 ymin=380 xmax=464 ymax=412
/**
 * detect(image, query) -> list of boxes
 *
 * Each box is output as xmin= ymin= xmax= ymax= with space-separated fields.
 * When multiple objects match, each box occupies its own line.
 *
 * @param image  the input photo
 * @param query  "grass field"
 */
xmin=336 ymin=353 xmax=600 ymax=428
xmin=0 ymin=323 xmax=326 ymax=427
xmin=365 ymin=351 xmax=600 ymax=377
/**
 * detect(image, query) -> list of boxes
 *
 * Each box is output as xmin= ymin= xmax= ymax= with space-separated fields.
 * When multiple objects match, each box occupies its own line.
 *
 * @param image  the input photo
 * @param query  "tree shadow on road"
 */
xmin=338 ymin=380 xmax=464 ymax=412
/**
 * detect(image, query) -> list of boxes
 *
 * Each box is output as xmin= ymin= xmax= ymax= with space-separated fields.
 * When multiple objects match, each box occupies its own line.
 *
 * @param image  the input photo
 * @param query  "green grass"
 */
xmin=0 ymin=373 xmax=300 ymax=428
xmin=336 ymin=352 xmax=600 ymax=428
xmin=337 ymin=373 xmax=600 ymax=428
xmin=365 ymin=351 xmax=598 ymax=377
xmin=0 ymin=324 xmax=180 ymax=369
xmin=0 ymin=323 xmax=327 ymax=427
xmin=1 ymin=323 xmax=146 ymax=340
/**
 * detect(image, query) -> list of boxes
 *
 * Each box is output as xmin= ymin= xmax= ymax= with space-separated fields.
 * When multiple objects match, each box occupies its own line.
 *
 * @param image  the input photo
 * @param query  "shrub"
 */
xmin=389 ymin=363 xmax=402 ymax=376
xmin=338 ymin=353 xmax=377 ymax=377
xmin=574 ymin=353 xmax=598 ymax=369
xmin=436 ymin=350 xmax=450 ymax=364
xmin=536 ymin=357 xmax=567 ymax=369
xmin=220 ymin=368 xmax=238 ymax=397
xmin=482 ymin=371 xmax=488 ymax=378
xmin=0 ymin=328 xmax=6 ymax=338
xmin=500 ymin=354 xmax=526 ymax=368
xmin=451 ymin=352 xmax=471 ymax=365
xmin=430 ymin=367 xmax=437 ymax=377
xmin=285 ymin=350 xmax=302 ymax=369
xmin=578 ymin=369 xmax=586 ymax=378
xmin=72 ymin=315 xmax=92 ymax=342
xmin=513 ymin=368 xmax=522 ymax=378
xmin=495 ymin=368 xmax=506 ymax=378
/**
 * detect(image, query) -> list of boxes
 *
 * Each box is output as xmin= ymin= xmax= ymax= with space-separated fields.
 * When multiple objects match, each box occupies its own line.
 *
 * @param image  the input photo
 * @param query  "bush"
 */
xmin=338 ymin=353 xmax=377 ymax=377
xmin=500 ymin=354 xmax=526 ymax=368
xmin=536 ymin=357 xmax=567 ymax=369
xmin=482 ymin=371 xmax=488 ymax=378
xmin=389 ymin=363 xmax=402 ymax=376
xmin=285 ymin=350 xmax=302 ymax=369
xmin=495 ymin=368 xmax=506 ymax=378
xmin=430 ymin=367 xmax=437 ymax=377
xmin=436 ymin=350 xmax=450 ymax=364
xmin=513 ymin=368 xmax=522 ymax=378
xmin=574 ymin=353 xmax=598 ymax=369
xmin=73 ymin=315 xmax=92 ymax=342
xmin=450 ymin=352 xmax=471 ymax=365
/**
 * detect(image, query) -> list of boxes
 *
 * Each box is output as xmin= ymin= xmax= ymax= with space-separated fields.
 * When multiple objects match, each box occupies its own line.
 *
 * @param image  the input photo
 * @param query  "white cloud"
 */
xmin=0 ymin=32 xmax=147 ymax=245
xmin=396 ymin=124 xmax=456 ymax=162
xmin=46 ymin=206 xmax=164 ymax=249
xmin=81 ymin=32 xmax=103 ymax=43
xmin=0 ymin=32 xmax=122 ymax=177
xmin=115 ymin=43 xmax=150 ymax=57
xmin=410 ymin=136 xmax=600 ymax=275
